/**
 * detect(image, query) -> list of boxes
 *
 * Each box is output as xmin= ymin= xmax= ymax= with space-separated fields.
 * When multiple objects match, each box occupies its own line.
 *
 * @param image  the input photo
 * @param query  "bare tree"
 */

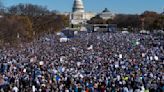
xmin=0 ymin=0 xmax=5 ymax=14
xmin=8 ymin=4 xmax=50 ymax=16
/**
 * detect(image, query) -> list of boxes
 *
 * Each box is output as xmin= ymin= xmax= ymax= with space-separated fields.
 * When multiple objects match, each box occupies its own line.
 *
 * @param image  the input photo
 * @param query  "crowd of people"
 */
xmin=0 ymin=31 xmax=164 ymax=92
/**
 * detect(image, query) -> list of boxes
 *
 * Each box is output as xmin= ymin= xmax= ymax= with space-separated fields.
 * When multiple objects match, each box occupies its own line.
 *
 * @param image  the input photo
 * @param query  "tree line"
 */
xmin=0 ymin=2 xmax=163 ymax=45
xmin=87 ymin=11 xmax=164 ymax=31
xmin=0 ymin=3 xmax=69 ymax=45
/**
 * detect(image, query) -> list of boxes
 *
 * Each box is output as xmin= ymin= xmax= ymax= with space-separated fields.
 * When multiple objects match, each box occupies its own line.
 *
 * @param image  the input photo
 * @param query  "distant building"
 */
xmin=69 ymin=0 xmax=95 ymax=25
xmin=59 ymin=0 xmax=115 ymax=25
xmin=97 ymin=8 xmax=115 ymax=20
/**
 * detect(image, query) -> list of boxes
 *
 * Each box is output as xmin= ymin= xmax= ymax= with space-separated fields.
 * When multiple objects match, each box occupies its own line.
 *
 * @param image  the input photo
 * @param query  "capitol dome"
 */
xmin=72 ymin=0 xmax=85 ymax=13
xmin=98 ymin=8 xmax=115 ymax=20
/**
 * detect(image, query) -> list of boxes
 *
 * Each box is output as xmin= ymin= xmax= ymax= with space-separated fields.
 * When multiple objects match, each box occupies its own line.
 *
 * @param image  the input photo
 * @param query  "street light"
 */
xmin=140 ymin=15 xmax=145 ymax=30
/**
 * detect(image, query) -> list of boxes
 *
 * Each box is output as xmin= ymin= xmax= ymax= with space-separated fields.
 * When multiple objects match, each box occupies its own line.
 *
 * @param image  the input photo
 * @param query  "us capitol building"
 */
xmin=61 ymin=0 xmax=115 ymax=25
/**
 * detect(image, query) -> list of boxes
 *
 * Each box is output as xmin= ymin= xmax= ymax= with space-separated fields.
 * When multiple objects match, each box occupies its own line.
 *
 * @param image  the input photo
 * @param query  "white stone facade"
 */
xmin=70 ymin=12 xmax=95 ymax=24
xmin=60 ymin=0 xmax=114 ymax=25
xmin=70 ymin=0 xmax=95 ymax=25
xmin=98 ymin=8 xmax=115 ymax=20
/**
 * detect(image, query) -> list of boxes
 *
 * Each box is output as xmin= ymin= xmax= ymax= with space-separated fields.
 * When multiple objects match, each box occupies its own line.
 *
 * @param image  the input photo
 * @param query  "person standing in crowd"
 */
xmin=0 ymin=32 xmax=163 ymax=92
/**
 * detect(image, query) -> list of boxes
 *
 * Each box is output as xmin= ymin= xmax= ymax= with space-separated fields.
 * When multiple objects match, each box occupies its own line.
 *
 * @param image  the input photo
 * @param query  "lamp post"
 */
xmin=140 ymin=15 xmax=145 ymax=30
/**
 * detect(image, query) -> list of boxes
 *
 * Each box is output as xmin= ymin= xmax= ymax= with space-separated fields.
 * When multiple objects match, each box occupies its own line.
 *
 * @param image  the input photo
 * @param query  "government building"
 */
xmin=60 ymin=0 xmax=115 ymax=25
xmin=69 ymin=0 xmax=95 ymax=25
